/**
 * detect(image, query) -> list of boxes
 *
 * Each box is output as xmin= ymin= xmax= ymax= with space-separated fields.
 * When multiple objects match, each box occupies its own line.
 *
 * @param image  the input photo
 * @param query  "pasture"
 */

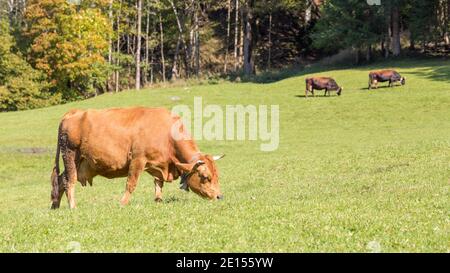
xmin=0 ymin=58 xmax=449 ymax=252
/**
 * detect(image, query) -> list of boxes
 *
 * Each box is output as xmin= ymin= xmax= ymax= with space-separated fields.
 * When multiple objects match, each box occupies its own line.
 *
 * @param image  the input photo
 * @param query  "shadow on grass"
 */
xmin=237 ymin=64 xmax=352 ymax=84
xmin=236 ymin=56 xmax=450 ymax=85
xmin=360 ymin=85 xmax=404 ymax=91
xmin=403 ymin=65 xmax=450 ymax=84
xmin=294 ymin=95 xmax=340 ymax=98
xmin=163 ymin=196 xmax=182 ymax=204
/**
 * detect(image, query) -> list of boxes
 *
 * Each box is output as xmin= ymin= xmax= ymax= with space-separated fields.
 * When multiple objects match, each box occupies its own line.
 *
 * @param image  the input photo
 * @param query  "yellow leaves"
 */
xmin=23 ymin=0 xmax=113 ymax=98
xmin=0 ymin=86 xmax=8 ymax=96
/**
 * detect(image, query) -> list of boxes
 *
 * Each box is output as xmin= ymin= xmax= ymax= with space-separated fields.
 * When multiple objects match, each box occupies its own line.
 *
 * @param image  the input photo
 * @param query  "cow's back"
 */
xmin=370 ymin=70 xmax=399 ymax=82
xmin=310 ymin=77 xmax=339 ymax=90
xmin=61 ymin=107 xmax=179 ymax=177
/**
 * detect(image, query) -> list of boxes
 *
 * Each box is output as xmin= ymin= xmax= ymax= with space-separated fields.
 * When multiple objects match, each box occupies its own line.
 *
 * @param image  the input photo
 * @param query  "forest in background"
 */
xmin=0 ymin=0 xmax=449 ymax=111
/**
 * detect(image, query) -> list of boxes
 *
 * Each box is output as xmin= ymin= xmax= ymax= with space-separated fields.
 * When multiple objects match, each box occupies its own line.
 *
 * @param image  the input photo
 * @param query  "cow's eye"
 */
xmin=199 ymin=173 xmax=211 ymax=183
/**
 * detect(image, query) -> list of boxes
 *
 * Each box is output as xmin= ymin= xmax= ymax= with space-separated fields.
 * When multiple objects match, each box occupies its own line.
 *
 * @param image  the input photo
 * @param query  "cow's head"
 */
xmin=337 ymin=86 xmax=343 ymax=96
xmin=176 ymin=154 xmax=224 ymax=200
xmin=401 ymin=77 xmax=406 ymax=85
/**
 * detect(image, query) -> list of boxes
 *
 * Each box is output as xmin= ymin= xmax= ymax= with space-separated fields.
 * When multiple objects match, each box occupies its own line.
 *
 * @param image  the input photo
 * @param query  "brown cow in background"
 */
xmin=305 ymin=77 xmax=343 ymax=98
xmin=50 ymin=107 xmax=225 ymax=209
xmin=369 ymin=70 xmax=406 ymax=89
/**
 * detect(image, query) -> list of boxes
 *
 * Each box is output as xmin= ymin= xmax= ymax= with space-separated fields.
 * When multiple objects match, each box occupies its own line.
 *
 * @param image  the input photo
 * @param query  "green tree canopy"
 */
xmin=23 ymin=0 xmax=112 ymax=100
xmin=312 ymin=0 xmax=384 ymax=54
xmin=0 ymin=18 xmax=58 ymax=111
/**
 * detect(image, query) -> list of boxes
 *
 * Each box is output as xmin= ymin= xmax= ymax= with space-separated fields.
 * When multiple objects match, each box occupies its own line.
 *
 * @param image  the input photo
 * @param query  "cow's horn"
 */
xmin=195 ymin=160 xmax=205 ymax=166
xmin=213 ymin=155 xmax=225 ymax=161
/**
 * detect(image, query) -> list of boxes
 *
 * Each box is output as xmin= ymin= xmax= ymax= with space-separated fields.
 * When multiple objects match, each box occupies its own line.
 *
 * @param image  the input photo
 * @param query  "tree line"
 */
xmin=0 ymin=0 xmax=449 ymax=111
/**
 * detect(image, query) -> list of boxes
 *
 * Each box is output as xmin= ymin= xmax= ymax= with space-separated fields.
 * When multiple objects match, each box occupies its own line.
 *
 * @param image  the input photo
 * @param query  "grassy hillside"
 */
xmin=0 ymin=58 xmax=449 ymax=252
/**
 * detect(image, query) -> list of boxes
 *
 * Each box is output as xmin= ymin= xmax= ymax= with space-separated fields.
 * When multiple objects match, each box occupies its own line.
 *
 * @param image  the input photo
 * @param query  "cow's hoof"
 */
xmin=120 ymin=198 xmax=129 ymax=206
xmin=154 ymin=197 xmax=163 ymax=203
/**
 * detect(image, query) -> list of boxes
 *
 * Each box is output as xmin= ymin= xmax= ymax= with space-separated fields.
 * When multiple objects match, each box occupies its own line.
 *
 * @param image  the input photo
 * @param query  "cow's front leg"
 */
xmin=305 ymin=86 xmax=311 ymax=98
xmin=120 ymin=159 xmax=146 ymax=206
xmin=154 ymin=179 xmax=164 ymax=202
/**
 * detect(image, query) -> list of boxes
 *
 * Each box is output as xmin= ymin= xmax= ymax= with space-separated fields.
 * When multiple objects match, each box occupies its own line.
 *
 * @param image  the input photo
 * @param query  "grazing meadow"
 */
xmin=0 ymin=58 xmax=449 ymax=252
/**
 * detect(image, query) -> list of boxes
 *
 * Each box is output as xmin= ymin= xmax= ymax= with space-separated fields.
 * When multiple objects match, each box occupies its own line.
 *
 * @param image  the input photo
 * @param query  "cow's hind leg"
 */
xmin=61 ymin=144 xmax=78 ymax=209
xmin=120 ymin=158 xmax=146 ymax=206
xmin=154 ymin=179 xmax=164 ymax=202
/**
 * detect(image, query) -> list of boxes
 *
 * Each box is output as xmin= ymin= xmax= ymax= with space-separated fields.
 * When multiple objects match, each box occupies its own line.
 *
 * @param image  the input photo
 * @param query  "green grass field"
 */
xmin=0 ymin=58 xmax=449 ymax=252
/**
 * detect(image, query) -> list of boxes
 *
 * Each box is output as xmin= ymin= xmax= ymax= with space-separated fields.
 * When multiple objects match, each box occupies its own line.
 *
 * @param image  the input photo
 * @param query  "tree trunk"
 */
xmin=189 ymin=9 xmax=195 ymax=75
xmin=115 ymin=0 xmax=122 ymax=93
xmin=144 ymin=6 xmax=150 ymax=87
xmin=239 ymin=5 xmax=244 ymax=67
xmin=135 ymin=0 xmax=142 ymax=90
xmin=169 ymin=0 xmax=190 ymax=77
xmin=391 ymin=6 xmax=401 ymax=56
xmin=409 ymin=36 xmax=415 ymax=51
xmin=194 ymin=1 xmax=200 ymax=76
xmin=444 ymin=0 xmax=450 ymax=45
xmin=127 ymin=17 xmax=131 ymax=89
xmin=159 ymin=13 xmax=166 ymax=83
xmin=233 ymin=0 xmax=239 ymax=71
xmin=224 ymin=0 xmax=231 ymax=73
xmin=243 ymin=0 xmax=254 ymax=75
xmin=150 ymin=46 xmax=154 ymax=85
xmin=108 ymin=0 xmax=113 ymax=65
xmin=267 ymin=10 xmax=272 ymax=70
xmin=383 ymin=6 xmax=392 ymax=59
xmin=385 ymin=8 xmax=391 ymax=59
xmin=305 ymin=0 xmax=312 ymax=25
xmin=172 ymin=35 xmax=182 ymax=80
xmin=355 ymin=48 xmax=361 ymax=64
xmin=366 ymin=45 xmax=372 ymax=62
xmin=107 ymin=0 xmax=113 ymax=92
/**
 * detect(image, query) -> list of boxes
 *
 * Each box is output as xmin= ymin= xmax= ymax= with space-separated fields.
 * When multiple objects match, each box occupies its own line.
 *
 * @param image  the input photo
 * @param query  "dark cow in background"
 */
xmin=305 ymin=77 xmax=343 ymax=98
xmin=369 ymin=70 xmax=406 ymax=89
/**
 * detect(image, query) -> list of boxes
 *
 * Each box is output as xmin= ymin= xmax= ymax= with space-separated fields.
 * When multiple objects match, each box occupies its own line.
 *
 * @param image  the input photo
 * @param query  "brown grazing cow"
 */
xmin=368 ymin=70 xmax=406 ymax=89
xmin=305 ymin=77 xmax=343 ymax=98
xmin=50 ymin=107 xmax=224 ymax=209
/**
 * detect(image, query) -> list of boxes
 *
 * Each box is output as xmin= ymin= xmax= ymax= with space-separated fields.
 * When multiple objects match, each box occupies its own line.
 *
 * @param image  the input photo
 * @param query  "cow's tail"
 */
xmin=305 ymin=78 xmax=311 ymax=96
xmin=51 ymin=123 xmax=62 ymax=203
xmin=368 ymin=74 xmax=373 ymax=89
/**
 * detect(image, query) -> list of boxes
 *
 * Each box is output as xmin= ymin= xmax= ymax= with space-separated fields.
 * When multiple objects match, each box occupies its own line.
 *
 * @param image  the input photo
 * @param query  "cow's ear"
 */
xmin=175 ymin=160 xmax=205 ymax=173
xmin=212 ymin=154 xmax=225 ymax=161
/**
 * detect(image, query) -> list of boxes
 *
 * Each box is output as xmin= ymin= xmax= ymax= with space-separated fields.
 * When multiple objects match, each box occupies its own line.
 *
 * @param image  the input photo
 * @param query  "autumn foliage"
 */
xmin=23 ymin=0 xmax=112 ymax=100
